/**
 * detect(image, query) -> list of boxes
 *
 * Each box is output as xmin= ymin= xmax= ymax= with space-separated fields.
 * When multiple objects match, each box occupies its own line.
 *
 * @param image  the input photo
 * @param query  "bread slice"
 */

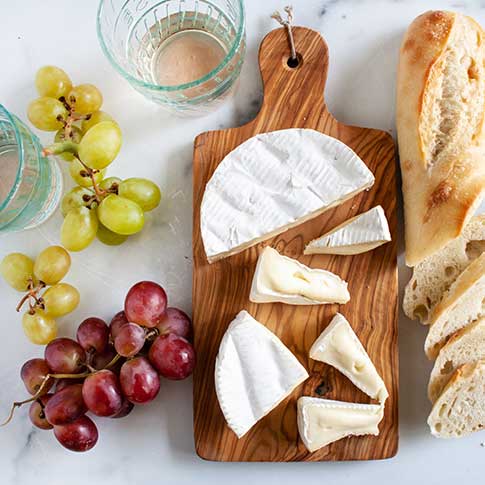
xmin=396 ymin=11 xmax=485 ymax=267
xmin=428 ymin=318 xmax=485 ymax=402
xmin=428 ymin=360 xmax=485 ymax=438
xmin=425 ymin=252 xmax=485 ymax=359
xmin=403 ymin=215 xmax=485 ymax=323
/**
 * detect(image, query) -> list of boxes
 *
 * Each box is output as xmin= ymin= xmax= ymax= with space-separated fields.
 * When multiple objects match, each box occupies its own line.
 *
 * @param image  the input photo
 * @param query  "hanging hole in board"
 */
xmin=285 ymin=53 xmax=302 ymax=70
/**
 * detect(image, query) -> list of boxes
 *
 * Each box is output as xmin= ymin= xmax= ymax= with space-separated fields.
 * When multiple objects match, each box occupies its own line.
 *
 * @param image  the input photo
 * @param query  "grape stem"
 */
xmin=73 ymin=155 xmax=110 ymax=204
xmin=15 ymin=279 xmax=46 ymax=313
xmin=58 ymin=96 xmax=91 ymax=140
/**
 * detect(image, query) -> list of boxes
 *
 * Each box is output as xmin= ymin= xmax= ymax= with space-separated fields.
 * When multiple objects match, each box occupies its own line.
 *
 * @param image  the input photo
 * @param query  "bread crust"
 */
xmin=397 ymin=11 xmax=485 ymax=266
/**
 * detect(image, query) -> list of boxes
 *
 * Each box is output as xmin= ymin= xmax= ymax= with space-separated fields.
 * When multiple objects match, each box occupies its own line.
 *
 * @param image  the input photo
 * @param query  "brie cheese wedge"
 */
xmin=304 ymin=206 xmax=391 ymax=255
xmin=309 ymin=313 xmax=388 ymax=402
xmin=201 ymin=129 xmax=375 ymax=263
xmin=215 ymin=310 xmax=309 ymax=438
xmin=297 ymin=397 xmax=383 ymax=452
xmin=250 ymin=246 xmax=350 ymax=305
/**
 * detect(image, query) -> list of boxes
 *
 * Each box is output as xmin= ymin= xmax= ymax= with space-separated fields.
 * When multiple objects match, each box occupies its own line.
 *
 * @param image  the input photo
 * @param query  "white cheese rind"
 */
xmin=309 ymin=313 xmax=388 ymax=402
xmin=297 ymin=397 xmax=383 ymax=452
xmin=201 ymin=129 xmax=375 ymax=263
xmin=215 ymin=310 xmax=309 ymax=439
xmin=249 ymin=246 xmax=350 ymax=305
xmin=304 ymin=206 xmax=391 ymax=255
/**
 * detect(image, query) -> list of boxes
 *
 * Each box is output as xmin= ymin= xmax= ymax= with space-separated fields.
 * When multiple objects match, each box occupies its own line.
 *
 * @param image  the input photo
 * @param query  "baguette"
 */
xmin=403 ymin=215 xmax=485 ymax=323
xmin=428 ymin=318 xmax=485 ymax=402
xmin=428 ymin=360 xmax=485 ymax=438
xmin=396 ymin=11 xmax=485 ymax=267
xmin=425 ymin=252 xmax=485 ymax=359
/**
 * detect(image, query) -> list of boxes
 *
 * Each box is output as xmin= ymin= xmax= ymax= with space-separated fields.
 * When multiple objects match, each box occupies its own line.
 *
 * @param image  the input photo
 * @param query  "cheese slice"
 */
xmin=297 ymin=397 xmax=383 ymax=452
xmin=249 ymin=246 xmax=350 ymax=305
xmin=304 ymin=206 xmax=391 ymax=255
xmin=200 ymin=129 xmax=375 ymax=263
xmin=215 ymin=310 xmax=309 ymax=438
xmin=309 ymin=313 xmax=388 ymax=402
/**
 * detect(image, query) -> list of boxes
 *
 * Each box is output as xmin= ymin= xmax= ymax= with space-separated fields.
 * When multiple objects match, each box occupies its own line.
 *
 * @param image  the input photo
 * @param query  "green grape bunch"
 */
xmin=0 ymin=246 xmax=80 ymax=345
xmin=27 ymin=66 xmax=162 ymax=252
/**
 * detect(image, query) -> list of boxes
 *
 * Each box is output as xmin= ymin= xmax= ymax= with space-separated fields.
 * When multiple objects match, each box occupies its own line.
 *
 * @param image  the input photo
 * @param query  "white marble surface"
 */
xmin=1 ymin=0 xmax=485 ymax=484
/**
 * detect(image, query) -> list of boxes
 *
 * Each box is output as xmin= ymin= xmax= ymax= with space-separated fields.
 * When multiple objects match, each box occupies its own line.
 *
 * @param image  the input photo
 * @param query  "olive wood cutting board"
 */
xmin=192 ymin=26 xmax=398 ymax=462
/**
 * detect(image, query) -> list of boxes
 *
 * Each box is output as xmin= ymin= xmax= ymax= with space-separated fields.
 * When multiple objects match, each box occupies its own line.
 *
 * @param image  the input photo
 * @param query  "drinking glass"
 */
xmin=0 ymin=104 xmax=62 ymax=233
xmin=97 ymin=0 xmax=246 ymax=115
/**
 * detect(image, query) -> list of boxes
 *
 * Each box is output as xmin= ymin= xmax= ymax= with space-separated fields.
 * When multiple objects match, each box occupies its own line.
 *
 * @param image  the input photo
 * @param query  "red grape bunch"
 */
xmin=1 ymin=281 xmax=195 ymax=453
xmin=0 ymin=246 xmax=79 ymax=344
xmin=27 ymin=65 xmax=161 ymax=251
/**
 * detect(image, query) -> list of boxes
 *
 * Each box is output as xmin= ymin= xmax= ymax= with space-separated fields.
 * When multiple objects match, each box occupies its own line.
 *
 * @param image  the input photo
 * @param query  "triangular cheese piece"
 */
xmin=249 ymin=246 xmax=350 ymax=305
xmin=297 ymin=397 xmax=383 ymax=452
xmin=304 ymin=206 xmax=391 ymax=255
xmin=201 ymin=129 xmax=375 ymax=263
xmin=309 ymin=313 xmax=388 ymax=402
xmin=215 ymin=310 xmax=309 ymax=438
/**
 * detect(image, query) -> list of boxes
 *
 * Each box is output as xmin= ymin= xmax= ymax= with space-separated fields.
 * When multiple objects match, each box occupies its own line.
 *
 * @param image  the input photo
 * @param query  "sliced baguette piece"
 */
xmin=425 ymin=252 xmax=485 ymax=359
xmin=309 ymin=313 xmax=388 ymax=402
xmin=428 ymin=318 xmax=485 ymax=402
xmin=303 ymin=206 xmax=391 ymax=256
xmin=396 ymin=11 xmax=485 ymax=267
xmin=403 ymin=215 xmax=485 ymax=323
xmin=428 ymin=360 xmax=485 ymax=438
xmin=297 ymin=397 xmax=383 ymax=452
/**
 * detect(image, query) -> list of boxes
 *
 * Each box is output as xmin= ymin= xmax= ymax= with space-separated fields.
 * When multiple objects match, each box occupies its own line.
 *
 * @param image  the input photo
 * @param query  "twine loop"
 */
xmin=271 ymin=6 xmax=297 ymax=63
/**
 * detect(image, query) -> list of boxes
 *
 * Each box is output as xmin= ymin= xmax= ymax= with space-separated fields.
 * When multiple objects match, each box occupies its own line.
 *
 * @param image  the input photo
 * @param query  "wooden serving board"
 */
xmin=192 ymin=26 xmax=398 ymax=462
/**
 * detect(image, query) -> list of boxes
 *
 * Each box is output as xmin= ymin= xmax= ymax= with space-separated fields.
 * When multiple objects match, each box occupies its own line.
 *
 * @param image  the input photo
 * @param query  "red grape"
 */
xmin=77 ymin=317 xmax=109 ymax=354
xmin=54 ymin=415 xmax=98 ymax=452
xmin=20 ymin=358 xmax=53 ymax=395
xmin=29 ymin=394 xmax=53 ymax=430
xmin=119 ymin=356 xmax=160 ymax=404
xmin=44 ymin=383 xmax=87 ymax=425
xmin=91 ymin=345 xmax=117 ymax=370
xmin=56 ymin=378 xmax=85 ymax=392
xmin=111 ymin=398 xmax=134 ymax=419
xmin=156 ymin=307 xmax=192 ymax=341
xmin=82 ymin=369 xmax=123 ymax=417
xmin=45 ymin=338 xmax=86 ymax=374
xmin=148 ymin=334 xmax=196 ymax=380
xmin=114 ymin=322 xmax=145 ymax=357
xmin=124 ymin=281 xmax=167 ymax=328
xmin=109 ymin=311 xmax=128 ymax=339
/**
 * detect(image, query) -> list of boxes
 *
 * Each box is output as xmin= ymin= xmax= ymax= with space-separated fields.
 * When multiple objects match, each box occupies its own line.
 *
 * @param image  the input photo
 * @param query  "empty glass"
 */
xmin=97 ymin=0 xmax=246 ymax=114
xmin=0 ymin=104 xmax=62 ymax=233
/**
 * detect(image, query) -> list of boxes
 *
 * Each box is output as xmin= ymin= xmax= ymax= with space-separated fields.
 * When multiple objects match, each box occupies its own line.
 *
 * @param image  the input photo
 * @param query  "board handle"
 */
xmin=256 ymin=26 xmax=330 ymax=126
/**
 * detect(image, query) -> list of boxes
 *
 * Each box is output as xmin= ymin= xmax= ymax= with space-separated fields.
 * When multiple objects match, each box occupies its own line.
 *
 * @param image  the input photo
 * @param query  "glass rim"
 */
xmin=96 ymin=0 xmax=246 ymax=93
xmin=0 ymin=104 xmax=24 ymax=213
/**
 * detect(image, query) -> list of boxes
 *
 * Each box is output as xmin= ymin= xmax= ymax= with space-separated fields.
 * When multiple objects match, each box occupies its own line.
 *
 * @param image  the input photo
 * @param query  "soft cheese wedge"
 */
xmin=215 ymin=310 xmax=309 ymax=438
xmin=200 ymin=129 xmax=375 ymax=263
xmin=304 ymin=206 xmax=391 ymax=255
xmin=249 ymin=246 xmax=350 ymax=305
xmin=297 ymin=397 xmax=383 ymax=452
xmin=309 ymin=313 xmax=388 ymax=402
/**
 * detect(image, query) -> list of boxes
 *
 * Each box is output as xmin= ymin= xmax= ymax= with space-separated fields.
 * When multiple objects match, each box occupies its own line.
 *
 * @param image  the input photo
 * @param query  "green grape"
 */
xmin=78 ymin=121 xmax=122 ymax=170
xmin=118 ymin=178 xmax=161 ymax=212
xmin=98 ymin=176 xmax=121 ymax=192
xmin=97 ymin=195 xmax=144 ymax=235
xmin=34 ymin=246 xmax=71 ymax=285
xmin=61 ymin=207 xmax=99 ymax=251
xmin=0 ymin=253 xmax=35 ymax=291
xmin=35 ymin=66 xmax=72 ymax=99
xmin=68 ymin=84 xmax=103 ymax=114
xmin=81 ymin=111 xmax=114 ymax=134
xmin=61 ymin=187 xmax=94 ymax=216
xmin=27 ymin=97 xmax=67 ymax=131
xmin=42 ymin=283 xmax=80 ymax=317
xmin=97 ymin=223 xmax=128 ymax=246
xmin=54 ymin=126 xmax=82 ymax=161
xmin=69 ymin=159 xmax=105 ymax=187
xmin=22 ymin=309 xmax=57 ymax=345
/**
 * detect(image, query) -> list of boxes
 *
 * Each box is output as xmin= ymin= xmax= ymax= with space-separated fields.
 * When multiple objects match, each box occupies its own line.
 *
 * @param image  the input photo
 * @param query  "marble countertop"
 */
xmin=1 ymin=0 xmax=485 ymax=484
